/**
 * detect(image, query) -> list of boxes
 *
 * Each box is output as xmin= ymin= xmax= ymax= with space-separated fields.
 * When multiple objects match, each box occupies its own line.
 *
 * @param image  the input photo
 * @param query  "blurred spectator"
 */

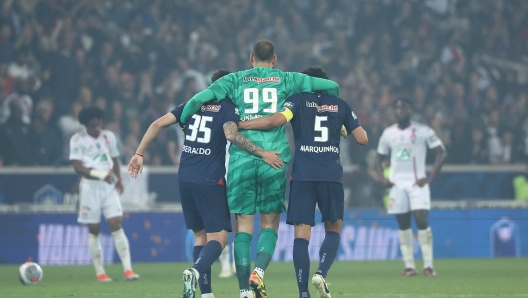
xmin=0 ymin=0 xmax=527 ymax=167
xmin=0 ymin=98 xmax=38 ymax=166
xmin=34 ymin=99 xmax=62 ymax=165
xmin=57 ymin=100 xmax=83 ymax=163
xmin=0 ymin=78 xmax=33 ymax=125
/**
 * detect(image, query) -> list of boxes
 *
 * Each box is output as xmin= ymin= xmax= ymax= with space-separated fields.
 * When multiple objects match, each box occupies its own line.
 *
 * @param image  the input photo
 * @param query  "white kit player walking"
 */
xmin=70 ymin=106 xmax=139 ymax=282
xmin=375 ymin=99 xmax=446 ymax=277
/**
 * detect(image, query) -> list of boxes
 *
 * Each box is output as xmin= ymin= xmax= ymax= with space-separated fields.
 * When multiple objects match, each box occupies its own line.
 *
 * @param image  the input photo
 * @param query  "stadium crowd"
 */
xmin=0 ymin=0 xmax=528 ymax=169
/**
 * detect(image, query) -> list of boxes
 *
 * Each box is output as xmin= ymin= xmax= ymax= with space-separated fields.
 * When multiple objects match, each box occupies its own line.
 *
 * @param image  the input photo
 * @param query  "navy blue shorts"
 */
xmin=179 ymin=182 xmax=232 ymax=233
xmin=287 ymin=181 xmax=344 ymax=226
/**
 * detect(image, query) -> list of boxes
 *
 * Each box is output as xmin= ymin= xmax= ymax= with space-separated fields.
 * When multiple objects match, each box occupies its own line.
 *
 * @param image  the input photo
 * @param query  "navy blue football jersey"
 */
xmin=282 ymin=92 xmax=360 ymax=182
xmin=171 ymin=99 xmax=239 ymax=185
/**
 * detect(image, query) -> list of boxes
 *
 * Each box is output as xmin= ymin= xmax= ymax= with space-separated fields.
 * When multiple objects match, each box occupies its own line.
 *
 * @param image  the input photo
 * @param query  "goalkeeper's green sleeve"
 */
xmin=311 ymin=77 xmax=340 ymax=97
xmin=180 ymin=89 xmax=217 ymax=123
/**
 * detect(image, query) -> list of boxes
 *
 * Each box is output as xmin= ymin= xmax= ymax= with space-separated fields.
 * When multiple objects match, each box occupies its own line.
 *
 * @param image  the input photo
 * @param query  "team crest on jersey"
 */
xmin=201 ymin=105 xmax=221 ymax=112
xmin=283 ymin=101 xmax=294 ymax=109
xmin=317 ymin=105 xmax=338 ymax=113
xmin=242 ymin=76 xmax=280 ymax=84
xmin=410 ymin=128 xmax=416 ymax=144
xmin=96 ymin=143 xmax=101 ymax=149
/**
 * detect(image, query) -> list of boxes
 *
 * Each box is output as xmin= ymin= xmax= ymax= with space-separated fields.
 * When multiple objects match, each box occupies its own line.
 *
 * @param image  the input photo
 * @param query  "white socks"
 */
xmin=418 ymin=227 xmax=433 ymax=269
xmin=112 ymin=228 xmax=132 ymax=272
xmin=88 ymin=233 xmax=105 ymax=275
xmin=219 ymin=244 xmax=231 ymax=270
xmin=202 ymin=294 xmax=215 ymax=298
xmin=254 ymin=267 xmax=265 ymax=279
xmin=399 ymin=229 xmax=415 ymax=269
xmin=240 ymin=289 xmax=254 ymax=298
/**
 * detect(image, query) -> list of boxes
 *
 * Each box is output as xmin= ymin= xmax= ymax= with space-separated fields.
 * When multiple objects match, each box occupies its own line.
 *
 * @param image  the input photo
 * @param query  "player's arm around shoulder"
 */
xmin=238 ymin=111 xmax=289 ymax=131
xmin=128 ymin=113 xmax=178 ymax=178
xmin=223 ymin=121 xmax=283 ymax=170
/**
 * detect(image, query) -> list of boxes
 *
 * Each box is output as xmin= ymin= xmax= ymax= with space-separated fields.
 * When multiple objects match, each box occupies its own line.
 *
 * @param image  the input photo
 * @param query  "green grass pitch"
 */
xmin=1 ymin=259 xmax=527 ymax=297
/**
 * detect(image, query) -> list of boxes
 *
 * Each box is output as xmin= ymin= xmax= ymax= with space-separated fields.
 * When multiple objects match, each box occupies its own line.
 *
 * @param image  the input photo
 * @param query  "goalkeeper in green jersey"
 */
xmin=180 ymin=40 xmax=340 ymax=298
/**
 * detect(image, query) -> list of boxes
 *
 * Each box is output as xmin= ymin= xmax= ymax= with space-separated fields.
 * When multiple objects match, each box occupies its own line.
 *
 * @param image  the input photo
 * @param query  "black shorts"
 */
xmin=179 ymin=182 xmax=232 ymax=233
xmin=287 ymin=181 xmax=344 ymax=226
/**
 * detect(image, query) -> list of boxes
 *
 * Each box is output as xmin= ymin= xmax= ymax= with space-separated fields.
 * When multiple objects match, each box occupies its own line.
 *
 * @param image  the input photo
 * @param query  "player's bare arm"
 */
xmin=223 ymin=121 xmax=283 ymax=169
xmin=350 ymin=126 xmax=368 ymax=146
xmin=112 ymin=157 xmax=123 ymax=194
xmin=238 ymin=113 xmax=288 ymax=131
xmin=71 ymin=159 xmax=113 ymax=183
xmin=415 ymin=145 xmax=447 ymax=187
xmin=374 ymin=153 xmax=394 ymax=188
xmin=128 ymin=113 xmax=177 ymax=178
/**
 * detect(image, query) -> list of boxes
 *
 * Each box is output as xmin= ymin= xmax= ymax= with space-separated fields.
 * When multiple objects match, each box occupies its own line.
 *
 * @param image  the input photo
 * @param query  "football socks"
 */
xmin=234 ymin=232 xmax=252 ymax=290
xmin=194 ymin=241 xmax=223 ymax=293
xmin=418 ymin=227 xmax=433 ymax=269
xmin=316 ymin=231 xmax=340 ymax=278
xmin=293 ymin=238 xmax=310 ymax=297
xmin=399 ymin=229 xmax=415 ymax=269
xmin=112 ymin=229 xmax=132 ymax=272
xmin=255 ymin=228 xmax=278 ymax=271
xmin=88 ymin=233 xmax=105 ymax=275
xmin=193 ymin=246 xmax=211 ymax=294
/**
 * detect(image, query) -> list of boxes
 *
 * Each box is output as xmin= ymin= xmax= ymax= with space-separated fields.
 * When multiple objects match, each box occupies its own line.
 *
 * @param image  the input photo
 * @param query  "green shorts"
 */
xmin=226 ymin=154 xmax=286 ymax=215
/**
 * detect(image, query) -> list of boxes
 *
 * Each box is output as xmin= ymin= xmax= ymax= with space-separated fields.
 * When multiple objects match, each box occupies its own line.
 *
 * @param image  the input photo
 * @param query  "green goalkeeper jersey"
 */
xmin=180 ymin=67 xmax=340 ymax=161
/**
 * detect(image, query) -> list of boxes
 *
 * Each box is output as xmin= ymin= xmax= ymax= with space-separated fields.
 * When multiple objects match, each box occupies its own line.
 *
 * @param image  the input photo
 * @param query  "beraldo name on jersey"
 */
xmin=182 ymin=145 xmax=211 ymax=155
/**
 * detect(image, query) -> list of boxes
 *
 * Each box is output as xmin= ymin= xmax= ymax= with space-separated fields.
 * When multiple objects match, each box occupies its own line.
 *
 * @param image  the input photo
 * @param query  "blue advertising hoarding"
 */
xmin=1 ymin=209 xmax=527 ymax=265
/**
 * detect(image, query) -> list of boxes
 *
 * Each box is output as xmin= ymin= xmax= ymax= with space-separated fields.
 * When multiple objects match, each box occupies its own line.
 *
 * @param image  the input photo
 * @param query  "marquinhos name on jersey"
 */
xmin=300 ymin=145 xmax=339 ymax=153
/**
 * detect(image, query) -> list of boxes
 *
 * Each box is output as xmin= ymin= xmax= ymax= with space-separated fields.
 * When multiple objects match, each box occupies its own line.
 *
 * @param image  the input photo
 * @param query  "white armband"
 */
xmin=89 ymin=170 xmax=108 ymax=180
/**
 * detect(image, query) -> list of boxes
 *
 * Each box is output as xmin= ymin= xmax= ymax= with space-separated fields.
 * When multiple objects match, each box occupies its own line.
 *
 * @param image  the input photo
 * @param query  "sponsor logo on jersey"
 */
xmin=201 ymin=105 xmax=221 ymax=112
xmin=242 ymin=76 xmax=281 ymax=84
xmin=394 ymin=147 xmax=412 ymax=161
xmin=305 ymin=102 xmax=338 ymax=112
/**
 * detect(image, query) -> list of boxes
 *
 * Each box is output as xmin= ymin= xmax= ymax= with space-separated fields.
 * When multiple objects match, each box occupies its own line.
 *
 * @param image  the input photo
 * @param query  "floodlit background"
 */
xmin=0 ymin=0 xmax=527 ymax=290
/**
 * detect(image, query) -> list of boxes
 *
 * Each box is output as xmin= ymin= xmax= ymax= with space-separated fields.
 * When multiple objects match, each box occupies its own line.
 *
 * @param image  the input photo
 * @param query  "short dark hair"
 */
xmin=79 ymin=106 xmax=104 ymax=126
xmin=395 ymin=98 xmax=413 ymax=109
xmin=301 ymin=66 xmax=329 ymax=79
xmin=252 ymin=40 xmax=276 ymax=62
xmin=211 ymin=69 xmax=231 ymax=83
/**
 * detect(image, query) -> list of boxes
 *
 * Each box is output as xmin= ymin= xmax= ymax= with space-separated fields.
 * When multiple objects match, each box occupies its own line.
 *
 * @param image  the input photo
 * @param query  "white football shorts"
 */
xmin=387 ymin=183 xmax=430 ymax=214
xmin=78 ymin=178 xmax=122 ymax=224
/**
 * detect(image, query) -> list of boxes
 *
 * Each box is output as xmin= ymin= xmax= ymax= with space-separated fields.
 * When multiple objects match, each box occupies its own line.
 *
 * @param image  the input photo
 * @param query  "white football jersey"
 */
xmin=377 ymin=121 xmax=443 ymax=185
xmin=69 ymin=130 xmax=119 ymax=172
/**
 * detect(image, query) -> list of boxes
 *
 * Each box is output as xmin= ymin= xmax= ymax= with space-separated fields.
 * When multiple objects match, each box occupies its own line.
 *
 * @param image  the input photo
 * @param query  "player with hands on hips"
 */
xmin=374 ymin=98 xmax=446 ymax=277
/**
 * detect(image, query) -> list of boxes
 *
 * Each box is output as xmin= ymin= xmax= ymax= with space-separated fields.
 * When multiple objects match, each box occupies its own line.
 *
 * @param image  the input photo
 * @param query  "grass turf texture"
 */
xmin=1 ymin=259 xmax=527 ymax=297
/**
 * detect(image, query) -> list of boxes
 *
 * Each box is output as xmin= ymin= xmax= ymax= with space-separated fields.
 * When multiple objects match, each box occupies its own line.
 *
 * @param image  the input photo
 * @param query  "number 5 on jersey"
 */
xmin=314 ymin=116 xmax=328 ymax=142
xmin=186 ymin=115 xmax=212 ymax=143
